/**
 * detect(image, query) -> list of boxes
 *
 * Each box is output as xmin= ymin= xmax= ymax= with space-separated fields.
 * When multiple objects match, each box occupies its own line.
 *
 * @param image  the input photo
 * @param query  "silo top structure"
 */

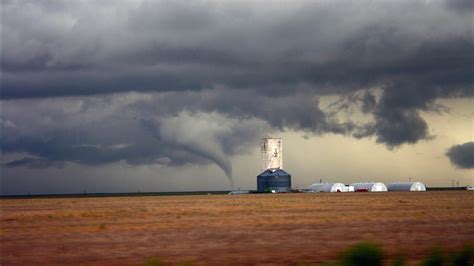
xmin=351 ymin=182 xmax=388 ymax=192
xmin=261 ymin=138 xmax=283 ymax=171
xmin=388 ymin=182 xmax=426 ymax=191
xmin=309 ymin=183 xmax=346 ymax=192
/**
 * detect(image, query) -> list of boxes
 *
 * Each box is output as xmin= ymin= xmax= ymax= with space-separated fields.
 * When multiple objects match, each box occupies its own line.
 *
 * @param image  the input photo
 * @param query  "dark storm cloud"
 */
xmin=355 ymin=108 xmax=431 ymax=149
xmin=446 ymin=142 xmax=474 ymax=169
xmin=352 ymin=82 xmax=440 ymax=148
xmin=0 ymin=94 xmax=270 ymax=184
xmin=445 ymin=0 xmax=474 ymax=13
xmin=1 ymin=88 xmax=346 ymax=168
xmin=3 ymin=0 xmax=472 ymax=97
xmin=125 ymin=89 xmax=355 ymax=135
xmin=3 ymin=157 xmax=63 ymax=169
xmin=1 ymin=0 xmax=473 ymax=168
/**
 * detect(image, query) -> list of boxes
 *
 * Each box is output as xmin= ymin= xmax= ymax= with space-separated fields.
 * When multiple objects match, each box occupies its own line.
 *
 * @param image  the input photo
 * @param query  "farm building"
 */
xmin=351 ymin=182 xmax=388 ymax=192
xmin=309 ymin=183 xmax=346 ymax=192
xmin=257 ymin=169 xmax=292 ymax=193
xmin=257 ymin=138 xmax=292 ymax=193
xmin=387 ymin=182 xmax=426 ymax=191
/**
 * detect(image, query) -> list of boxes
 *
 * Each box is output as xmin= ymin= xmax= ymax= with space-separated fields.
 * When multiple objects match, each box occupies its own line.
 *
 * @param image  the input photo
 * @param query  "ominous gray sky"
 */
xmin=1 ymin=0 xmax=473 ymax=195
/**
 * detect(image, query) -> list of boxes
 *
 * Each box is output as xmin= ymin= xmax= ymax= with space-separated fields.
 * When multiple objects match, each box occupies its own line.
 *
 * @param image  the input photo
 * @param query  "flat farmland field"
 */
xmin=1 ymin=191 xmax=473 ymax=265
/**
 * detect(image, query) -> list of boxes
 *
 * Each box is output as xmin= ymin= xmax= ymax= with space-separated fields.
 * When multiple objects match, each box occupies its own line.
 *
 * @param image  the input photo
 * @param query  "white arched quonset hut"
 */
xmin=351 ymin=182 xmax=388 ymax=192
xmin=388 ymin=182 xmax=426 ymax=192
xmin=309 ymin=183 xmax=346 ymax=192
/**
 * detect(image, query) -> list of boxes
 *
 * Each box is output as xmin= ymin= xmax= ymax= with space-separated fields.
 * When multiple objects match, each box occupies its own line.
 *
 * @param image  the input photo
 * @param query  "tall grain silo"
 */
xmin=257 ymin=169 xmax=292 ymax=193
xmin=257 ymin=138 xmax=291 ymax=192
xmin=261 ymin=138 xmax=282 ymax=171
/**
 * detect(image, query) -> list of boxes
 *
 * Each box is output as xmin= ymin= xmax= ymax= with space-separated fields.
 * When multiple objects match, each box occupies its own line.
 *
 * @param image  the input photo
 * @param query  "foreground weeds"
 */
xmin=341 ymin=242 xmax=384 ymax=266
xmin=259 ymin=242 xmax=471 ymax=266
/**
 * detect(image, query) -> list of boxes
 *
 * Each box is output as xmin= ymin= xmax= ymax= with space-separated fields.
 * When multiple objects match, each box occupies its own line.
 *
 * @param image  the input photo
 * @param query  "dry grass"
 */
xmin=1 ymin=191 xmax=473 ymax=265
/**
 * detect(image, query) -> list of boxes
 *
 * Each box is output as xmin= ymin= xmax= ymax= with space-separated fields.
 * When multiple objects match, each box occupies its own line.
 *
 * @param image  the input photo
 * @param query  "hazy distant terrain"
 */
xmin=1 ymin=192 xmax=473 ymax=265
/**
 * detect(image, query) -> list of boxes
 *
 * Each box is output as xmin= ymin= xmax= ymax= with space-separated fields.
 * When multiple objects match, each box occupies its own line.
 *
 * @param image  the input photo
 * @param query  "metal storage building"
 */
xmin=351 ymin=182 xmax=388 ymax=192
xmin=257 ymin=169 xmax=291 ymax=193
xmin=387 ymin=182 xmax=426 ymax=191
xmin=309 ymin=182 xmax=346 ymax=192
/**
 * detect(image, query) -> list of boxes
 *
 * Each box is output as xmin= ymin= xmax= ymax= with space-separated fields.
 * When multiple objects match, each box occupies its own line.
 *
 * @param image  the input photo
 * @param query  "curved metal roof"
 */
xmin=309 ymin=182 xmax=346 ymax=192
xmin=388 ymin=182 xmax=426 ymax=191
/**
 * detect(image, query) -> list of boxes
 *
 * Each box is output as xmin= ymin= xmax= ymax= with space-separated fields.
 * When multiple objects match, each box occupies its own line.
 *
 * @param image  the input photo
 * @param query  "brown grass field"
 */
xmin=1 ymin=191 xmax=473 ymax=265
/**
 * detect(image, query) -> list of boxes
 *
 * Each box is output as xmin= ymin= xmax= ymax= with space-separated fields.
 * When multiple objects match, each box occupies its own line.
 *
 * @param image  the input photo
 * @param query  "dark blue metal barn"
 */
xmin=257 ymin=169 xmax=292 ymax=192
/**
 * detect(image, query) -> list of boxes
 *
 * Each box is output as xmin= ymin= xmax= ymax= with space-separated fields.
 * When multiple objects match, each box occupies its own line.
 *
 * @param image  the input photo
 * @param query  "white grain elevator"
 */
xmin=257 ymin=138 xmax=291 ymax=192
xmin=261 ymin=138 xmax=283 ymax=171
